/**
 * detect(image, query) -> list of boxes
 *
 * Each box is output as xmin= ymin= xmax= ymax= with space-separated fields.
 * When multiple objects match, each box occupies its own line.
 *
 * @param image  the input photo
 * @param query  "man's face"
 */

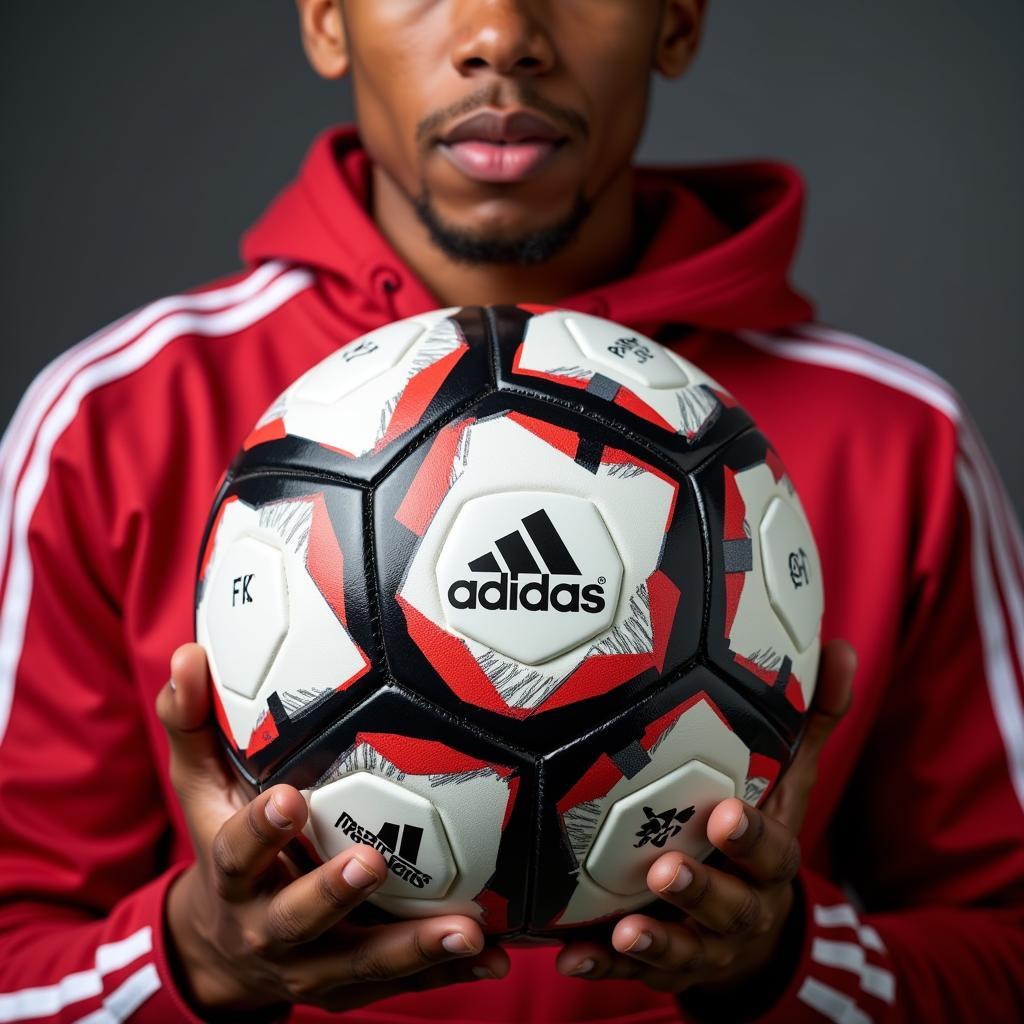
xmin=338 ymin=0 xmax=673 ymax=263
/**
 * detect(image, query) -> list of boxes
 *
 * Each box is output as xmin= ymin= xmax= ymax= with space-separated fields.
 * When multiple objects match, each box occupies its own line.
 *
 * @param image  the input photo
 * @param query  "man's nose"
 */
xmin=450 ymin=0 xmax=556 ymax=78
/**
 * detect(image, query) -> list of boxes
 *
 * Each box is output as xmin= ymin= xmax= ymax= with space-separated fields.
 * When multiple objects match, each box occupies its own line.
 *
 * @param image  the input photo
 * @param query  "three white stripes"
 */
xmin=0 ymin=262 xmax=312 ymax=1022
xmin=799 ymin=902 xmax=896 ymax=1024
xmin=0 ymin=262 xmax=312 ymax=741
xmin=738 ymin=325 xmax=1024 ymax=811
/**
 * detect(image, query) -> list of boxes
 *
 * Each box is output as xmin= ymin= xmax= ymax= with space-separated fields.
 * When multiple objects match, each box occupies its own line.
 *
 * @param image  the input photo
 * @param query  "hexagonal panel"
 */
xmin=585 ymin=760 xmax=734 ymax=896
xmin=759 ymin=496 xmax=824 ymax=653
xmin=206 ymin=536 xmax=288 ymax=699
xmin=308 ymin=771 xmax=457 ymax=900
xmin=435 ymin=492 xmax=624 ymax=665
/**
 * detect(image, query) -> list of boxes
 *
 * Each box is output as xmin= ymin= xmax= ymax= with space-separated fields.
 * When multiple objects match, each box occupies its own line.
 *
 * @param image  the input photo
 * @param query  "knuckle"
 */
xmin=677 ymin=943 xmax=705 ymax=973
xmin=723 ymin=891 xmax=762 ymax=935
xmin=280 ymin=969 xmax=321 ymax=1004
xmin=775 ymin=837 xmax=802 ymax=882
xmin=753 ymin=907 xmax=777 ymax=937
xmin=211 ymin=833 xmax=245 ymax=886
xmin=266 ymin=899 xmax=308 ymax=948
xmin=710 ymin=944 xmax=736 ymax=970
xmin=349 ymin=942 xmax=394 ymax=984
xmin=239 ymin=925 xmax=275 ymax=961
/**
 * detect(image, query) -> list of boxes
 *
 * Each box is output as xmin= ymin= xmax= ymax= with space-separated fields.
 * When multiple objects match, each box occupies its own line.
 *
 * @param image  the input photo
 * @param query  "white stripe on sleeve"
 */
xmin=0 ymin=928 xmax=151 ymax=1023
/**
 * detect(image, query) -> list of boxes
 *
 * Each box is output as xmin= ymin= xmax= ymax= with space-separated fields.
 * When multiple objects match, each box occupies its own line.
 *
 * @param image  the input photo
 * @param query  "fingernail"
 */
xmin=569 ymin=958 xmax=595 ymax=976
xmin=472 ymin=965 xmax=496 ymax=980
xmin=660 ymin=863 xmax=693 ymax=893
xmin=442 ymin=932 xmax=475 ymax=955
xmin=625 ymin=931 xmax=653 ymax=953
xmin=265 ymin=795 xmax=291 ymax=829
xmin=342 ymin=856 xmax=379 ymax=890
xmin=728 ymin=812 xmax=749 ymax=841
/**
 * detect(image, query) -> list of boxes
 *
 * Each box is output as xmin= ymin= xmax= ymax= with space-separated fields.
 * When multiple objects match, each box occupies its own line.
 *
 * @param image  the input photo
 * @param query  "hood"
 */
xmin=242 ymin=124 xmax=814 ymax=336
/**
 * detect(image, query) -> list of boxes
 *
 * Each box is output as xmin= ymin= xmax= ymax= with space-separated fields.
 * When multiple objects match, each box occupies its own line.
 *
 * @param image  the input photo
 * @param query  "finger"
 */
xmin=156 ymin=643 xmax=237 ymax=844
xmin=555 ymin=940 xmax=647 ymax=982
xmin=703 ymin=799 xmax=801 ymax=887
xmin=766 ymin=638 xmax=856 ymax=833
xmin=645 ymin=847 xmax=779 ymax=935
xmin=309 ymin=946 xmax=512 ymax=1011
xmin=611 ymin=914 xmax=737 ymax=978
xmin=315 ymin=916 xmax=492 ymax=988
xmin=800 ymin=638 xmax=857 ymax=760
xmin=262 ymin=843 xmax=390 ymax=948
xmin=209 ymin=785 xmax=309 ymax=902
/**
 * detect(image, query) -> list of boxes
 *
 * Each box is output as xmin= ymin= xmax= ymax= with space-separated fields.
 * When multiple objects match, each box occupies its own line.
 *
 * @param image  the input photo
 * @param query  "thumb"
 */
xmin=800 ymin=638 xmax=857 ymax=760
xmin=767 ymin=638 xmax=856 ymax=833
xmin=156 ymin=642 xmax=235 ymax=815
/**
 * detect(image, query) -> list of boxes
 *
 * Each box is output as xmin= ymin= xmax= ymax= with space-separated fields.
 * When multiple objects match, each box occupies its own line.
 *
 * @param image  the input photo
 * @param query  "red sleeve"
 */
xmin=0 ymin=374 xmax=207 ymax=1023
xmin=681 ymin=407 xmax=1024 ymax=1023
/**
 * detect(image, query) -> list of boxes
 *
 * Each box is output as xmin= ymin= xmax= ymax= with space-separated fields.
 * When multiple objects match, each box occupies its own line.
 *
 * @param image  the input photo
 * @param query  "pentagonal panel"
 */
xmin=436 ymin=492 xmax=624 ymax=665
xmin=205 ymin=537 xmax=288 ymax=700
xmin=273 ymin=686 xmax=531 ymax=935
xmin=760 ymin=497 xmax=824 ymax=653
xmin=377 ymin=398 xmax=693 ymax=726
xmin=534 ymin=665 xmax=791 ymax=933
xmin=308 ymin=772 xmax=456 ymax=899
xmin=496 ymin=306 xmax=734 ymax=444
xmin=586 ymin=760 xmax=734 ymax=896
xmin=552 ymin=689 xmax=749 ymax=925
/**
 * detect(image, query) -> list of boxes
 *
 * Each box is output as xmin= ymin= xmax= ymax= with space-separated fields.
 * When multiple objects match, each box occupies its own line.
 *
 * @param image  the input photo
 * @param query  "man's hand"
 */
xmin=555 ymin=638 xmax=857 ymax=994
xmin=157 ymin=643 xmax=510 ymax=1017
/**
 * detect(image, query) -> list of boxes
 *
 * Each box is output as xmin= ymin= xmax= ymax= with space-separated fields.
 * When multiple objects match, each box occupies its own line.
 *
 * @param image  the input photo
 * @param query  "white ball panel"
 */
xmin=728 ymin=463 xmax=823 ymax=701
xmin=556 ymin=697 xmax=749 ymax=926
xmin=280 ymin=309 xmax=463 ymax=458
xmin=308 ymin=772 xmax=456 ymax=900
xmin=302 ymin=743 xmax=513 ymax=923
xmin=759 ymin=496 xmax=824 ymax=653
xmin=197 ymin=498 xmax=368 ymax=750
xmin=585 ymin=760 xmax=734 ymax=896
xmin=399 ymin=415 xmax=676 ymax=708
xmin=435 ymin=492 xmax=624 ymax=665
xmin=205 ymin=537 xmax=288 ymax=700
xmin=518 ymin=311 xmax=727 ymax=438
xmin=563 ymin=314 xmax=689 ymax=389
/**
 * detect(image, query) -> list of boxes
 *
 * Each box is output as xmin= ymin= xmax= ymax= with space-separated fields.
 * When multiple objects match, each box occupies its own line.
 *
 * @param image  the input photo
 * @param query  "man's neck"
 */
xmin=370 ymin=164 xmax=638 ymax=307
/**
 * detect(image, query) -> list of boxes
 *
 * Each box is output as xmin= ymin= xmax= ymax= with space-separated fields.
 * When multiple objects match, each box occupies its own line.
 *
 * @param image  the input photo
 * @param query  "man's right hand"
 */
xmin=157 ymin=642 xmax=510 ymax=1017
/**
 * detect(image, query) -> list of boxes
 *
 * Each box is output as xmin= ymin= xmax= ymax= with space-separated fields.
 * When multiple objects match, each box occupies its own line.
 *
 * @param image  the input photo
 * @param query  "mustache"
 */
xmin=415 ymin=85 xmax=589 ymax=144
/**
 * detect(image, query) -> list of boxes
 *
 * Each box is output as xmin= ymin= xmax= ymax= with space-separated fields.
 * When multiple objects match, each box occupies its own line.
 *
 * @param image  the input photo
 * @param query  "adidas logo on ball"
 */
xmin=446 ymin=509 xmax=607 ymax=614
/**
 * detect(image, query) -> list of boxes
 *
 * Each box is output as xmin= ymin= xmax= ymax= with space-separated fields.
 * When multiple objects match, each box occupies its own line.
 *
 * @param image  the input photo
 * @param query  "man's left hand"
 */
xmin=555 ymin=638 xmax=857 ymax=994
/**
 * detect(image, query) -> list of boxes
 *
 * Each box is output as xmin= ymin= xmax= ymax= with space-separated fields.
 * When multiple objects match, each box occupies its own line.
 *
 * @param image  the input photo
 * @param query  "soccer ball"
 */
xmin=194 ymin=305 xmax=823 ymax=939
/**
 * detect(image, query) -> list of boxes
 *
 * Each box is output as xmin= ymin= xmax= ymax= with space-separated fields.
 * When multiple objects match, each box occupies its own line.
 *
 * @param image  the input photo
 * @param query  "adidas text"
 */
xmin=447 ymin=573 xmax=606 ymax=614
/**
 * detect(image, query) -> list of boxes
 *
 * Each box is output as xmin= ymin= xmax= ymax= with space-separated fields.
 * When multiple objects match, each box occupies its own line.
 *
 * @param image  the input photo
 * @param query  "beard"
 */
xmin=412 ymin=185 xmax=593 ymax=266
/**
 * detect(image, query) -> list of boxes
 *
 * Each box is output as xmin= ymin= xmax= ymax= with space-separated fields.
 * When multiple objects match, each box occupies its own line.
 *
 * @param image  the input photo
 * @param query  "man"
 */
xmin=0 ymin=1 xmax=1021 ymax=1021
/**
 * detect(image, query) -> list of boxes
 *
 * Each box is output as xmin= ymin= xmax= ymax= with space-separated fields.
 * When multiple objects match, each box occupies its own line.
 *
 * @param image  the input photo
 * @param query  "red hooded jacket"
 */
xmin=0 ymin=126 xmax=1021 ymax=1023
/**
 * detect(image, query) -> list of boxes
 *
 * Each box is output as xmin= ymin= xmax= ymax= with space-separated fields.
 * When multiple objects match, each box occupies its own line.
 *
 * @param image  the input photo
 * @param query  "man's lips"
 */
xmin=439 ymin=139 xmax=564 ymax=183
xmin=437 ymin=107 xmax=569 ymax=184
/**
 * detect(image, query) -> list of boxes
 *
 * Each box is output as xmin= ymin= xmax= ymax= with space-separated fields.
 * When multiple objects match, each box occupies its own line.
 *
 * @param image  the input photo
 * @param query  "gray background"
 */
xmin=2 ymin=1 xmax=1021 ymax=514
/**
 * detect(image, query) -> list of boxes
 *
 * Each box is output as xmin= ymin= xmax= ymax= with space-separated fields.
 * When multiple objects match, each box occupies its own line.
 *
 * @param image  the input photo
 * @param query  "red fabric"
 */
xmin=0 ymin=125 xmax=1021 ymax=1022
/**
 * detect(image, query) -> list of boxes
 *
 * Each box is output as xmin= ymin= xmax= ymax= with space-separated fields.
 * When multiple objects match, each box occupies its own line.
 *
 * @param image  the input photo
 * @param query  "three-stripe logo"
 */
xmin=447 ymin=507 xmax=607 ymax=615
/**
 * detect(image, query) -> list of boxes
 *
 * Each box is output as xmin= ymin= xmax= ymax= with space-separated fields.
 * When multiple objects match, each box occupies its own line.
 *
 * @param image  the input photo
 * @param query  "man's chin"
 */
xmin=413 ymin=188 xmax=592 ymax=267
